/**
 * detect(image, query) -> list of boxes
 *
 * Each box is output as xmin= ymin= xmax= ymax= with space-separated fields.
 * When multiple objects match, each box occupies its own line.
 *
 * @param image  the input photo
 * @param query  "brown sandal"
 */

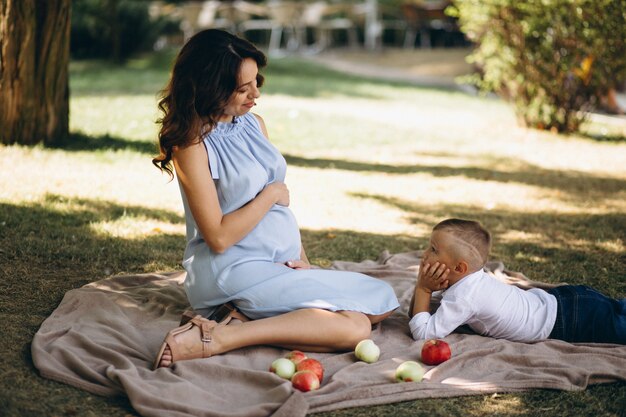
xmin=179 ymin=302 xmax=250 ymax=326
xmin=153 ymin=315 xmax=218 ymax=369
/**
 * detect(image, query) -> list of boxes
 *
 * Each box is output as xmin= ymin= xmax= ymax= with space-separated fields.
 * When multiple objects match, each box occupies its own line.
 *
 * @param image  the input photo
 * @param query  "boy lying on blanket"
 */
xmin=409 ymin=218 xmax=626 ymax=344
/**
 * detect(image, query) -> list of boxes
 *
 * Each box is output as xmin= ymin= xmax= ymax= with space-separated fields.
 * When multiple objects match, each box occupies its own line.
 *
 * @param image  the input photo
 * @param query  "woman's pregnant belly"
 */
xmin=218 ymin=205 xmax=301 ymax=267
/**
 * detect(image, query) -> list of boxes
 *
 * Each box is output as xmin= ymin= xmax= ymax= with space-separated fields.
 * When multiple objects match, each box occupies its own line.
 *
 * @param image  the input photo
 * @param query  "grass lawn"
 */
xmin=1 ymin=49 xmax=625 ymax=416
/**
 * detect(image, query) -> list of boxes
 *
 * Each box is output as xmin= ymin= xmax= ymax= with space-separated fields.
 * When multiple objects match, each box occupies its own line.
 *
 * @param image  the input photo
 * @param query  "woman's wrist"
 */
xmin=259 ymin=183 xmax=279 ymax=206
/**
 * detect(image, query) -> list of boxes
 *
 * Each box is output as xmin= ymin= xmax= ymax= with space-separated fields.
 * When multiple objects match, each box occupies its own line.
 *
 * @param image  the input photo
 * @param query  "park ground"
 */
xmin=0 ymin=47 xmax=625 ymax=416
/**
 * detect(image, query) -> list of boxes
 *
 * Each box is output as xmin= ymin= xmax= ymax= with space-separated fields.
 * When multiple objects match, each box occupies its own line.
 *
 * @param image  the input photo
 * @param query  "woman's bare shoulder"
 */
xmin=252 ymin=113 xmax=269 ymax=139
xmin=172 ymin=139 xmax=206 ymax=167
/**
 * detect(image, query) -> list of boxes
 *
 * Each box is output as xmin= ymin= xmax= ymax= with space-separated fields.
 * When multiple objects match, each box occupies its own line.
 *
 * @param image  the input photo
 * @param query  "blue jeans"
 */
xmin=547 ymin=285 xmax=626 ymax=344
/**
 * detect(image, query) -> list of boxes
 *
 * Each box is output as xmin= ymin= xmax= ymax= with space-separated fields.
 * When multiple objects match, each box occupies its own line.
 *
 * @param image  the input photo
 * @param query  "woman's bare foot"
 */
xmin=157 ymin=346 xmax=173 ymax=368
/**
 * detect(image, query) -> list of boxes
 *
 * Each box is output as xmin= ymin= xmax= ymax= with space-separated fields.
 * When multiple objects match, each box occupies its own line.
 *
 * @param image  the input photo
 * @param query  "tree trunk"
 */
xmin=0 ymin=0 xmax=70 ymax=145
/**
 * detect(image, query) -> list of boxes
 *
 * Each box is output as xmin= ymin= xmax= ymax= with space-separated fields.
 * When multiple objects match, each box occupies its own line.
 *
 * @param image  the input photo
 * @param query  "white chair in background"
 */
xmin=350 ymin=1 xmax=406 ymax=50
xmin=180 ymin=1 xmax=236 ymax=41
xmin=238 ymin=1 xmax=304 ymax=56
xmin=300 ymin=1 xmax=359 ymax=52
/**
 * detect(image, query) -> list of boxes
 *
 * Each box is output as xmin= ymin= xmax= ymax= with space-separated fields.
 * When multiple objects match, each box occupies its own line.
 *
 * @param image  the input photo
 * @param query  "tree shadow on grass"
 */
xmin=284 ymin=154 xmax=626 ymax=200
xmin=0 ymin=195 xmax=186 ymax=417
xmin=314 ymin=381 xmax=626 ymax=417
xmin=0 ymin=193 xmax=419 ymax=417
xmin=1 ymin=193 xmax=624 ymax=417
xmin=349 ymin=192 xmax=626 ymax=296
xmin=0 ymin=194 xmax=184 ymax=310
xmin=48 ymin=132 xmax=157 ymax=154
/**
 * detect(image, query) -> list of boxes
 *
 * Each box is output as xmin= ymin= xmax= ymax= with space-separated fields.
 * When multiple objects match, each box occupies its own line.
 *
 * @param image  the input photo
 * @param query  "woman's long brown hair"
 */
xmin=153 ymin=29 xmax=266 ymax=178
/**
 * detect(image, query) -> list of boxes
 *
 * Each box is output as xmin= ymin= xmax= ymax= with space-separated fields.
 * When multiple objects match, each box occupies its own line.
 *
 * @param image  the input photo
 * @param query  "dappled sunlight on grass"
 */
xmin=91 ymin=216 xmax=184 ymax=239
xmin=499 ymin=230 xmax=547 ymax=244
xmin=0 ymin=146 xmax=181 ymax=213
xmin=596 ymin=239 xmax=625 ymax=253
xmin=469 ymin=394 xmax=525 ymax=415
xmin=484 ymin=230 xmax=623 ymax=257
xmin=513 ymin=252 xmax=549 ymax=264
xmin=0 ymin=195 xmax=185 ymax=279
xmin=331 ymin=196 xmax=626 ymax=293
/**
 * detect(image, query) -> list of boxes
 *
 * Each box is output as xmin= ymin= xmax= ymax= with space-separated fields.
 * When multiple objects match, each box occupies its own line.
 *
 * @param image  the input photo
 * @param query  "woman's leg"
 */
xmin=367 ymin=310 xmax=394 ymax=325
xmin=157 ymin=308 xmax=380 ymax=367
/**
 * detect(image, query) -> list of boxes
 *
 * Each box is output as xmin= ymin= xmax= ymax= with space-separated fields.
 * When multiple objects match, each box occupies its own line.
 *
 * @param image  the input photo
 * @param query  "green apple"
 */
xmin=269 ymin=357 xmax=296 ymax=379
xmin=395 ymin=361 xmax=424 ymax=382
xmin=354 ymin=339 xmax=381 ymax=363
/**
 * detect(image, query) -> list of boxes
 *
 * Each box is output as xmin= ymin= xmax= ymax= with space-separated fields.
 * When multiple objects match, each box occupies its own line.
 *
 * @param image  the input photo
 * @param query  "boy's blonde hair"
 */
xmin=433 ymin=218 xmax=491 ymax=270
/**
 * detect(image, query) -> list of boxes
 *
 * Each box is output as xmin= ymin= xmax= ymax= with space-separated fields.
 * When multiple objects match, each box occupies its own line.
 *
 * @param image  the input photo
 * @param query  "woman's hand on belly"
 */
xmin=265 ymin=182 xmax=290 ymax=207
xmin=285 ymin=259 xmax=311 ymax=270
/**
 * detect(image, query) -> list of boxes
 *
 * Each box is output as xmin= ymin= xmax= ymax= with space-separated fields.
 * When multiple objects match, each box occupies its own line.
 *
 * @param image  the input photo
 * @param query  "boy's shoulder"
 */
xmin=445 ymin=270 xmax=490 ymax=298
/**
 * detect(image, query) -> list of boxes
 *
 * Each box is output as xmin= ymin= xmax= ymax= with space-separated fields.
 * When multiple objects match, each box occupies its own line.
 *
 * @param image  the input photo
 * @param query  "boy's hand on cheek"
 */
xmin=418 ymin=262 xmax=450 ymax=293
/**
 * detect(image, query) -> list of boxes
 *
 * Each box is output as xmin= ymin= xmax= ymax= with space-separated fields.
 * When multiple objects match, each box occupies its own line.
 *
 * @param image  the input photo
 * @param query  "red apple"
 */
xmin=291 ymin=370 xmax=320 ymax=392
xmin=296 ymin=358 xmax=324 ymax=383
xmin=285 ymin=350 xmax=307 ymax=365
xmin=421 ymin=339 xmax=451 ymax=365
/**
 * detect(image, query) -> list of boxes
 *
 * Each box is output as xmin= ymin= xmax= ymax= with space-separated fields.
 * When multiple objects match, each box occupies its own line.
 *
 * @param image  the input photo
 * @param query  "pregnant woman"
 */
xmin=152 ymin=29 xmax=399 ymax=368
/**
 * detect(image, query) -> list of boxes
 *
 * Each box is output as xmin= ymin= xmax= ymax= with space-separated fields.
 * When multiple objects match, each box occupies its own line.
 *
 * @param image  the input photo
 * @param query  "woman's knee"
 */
xmin=367 ymin=310 xmax=394 ymax=325
xmin=338 ymin=311 xmax=372 ymax=348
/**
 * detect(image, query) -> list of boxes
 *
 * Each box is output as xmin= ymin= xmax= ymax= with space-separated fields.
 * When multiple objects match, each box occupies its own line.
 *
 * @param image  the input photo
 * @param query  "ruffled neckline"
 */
xmin=209 ymin=116 xmax=243 ymax=136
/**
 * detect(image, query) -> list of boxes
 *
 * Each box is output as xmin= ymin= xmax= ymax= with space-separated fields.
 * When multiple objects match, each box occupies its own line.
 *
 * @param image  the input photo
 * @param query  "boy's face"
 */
xmin=422 ymin=230 xmax=458 ymax=271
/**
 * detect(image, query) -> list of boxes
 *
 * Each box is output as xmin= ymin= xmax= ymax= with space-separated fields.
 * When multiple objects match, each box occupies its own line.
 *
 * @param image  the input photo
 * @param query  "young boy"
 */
xmin=409 ymin=218 xmax=626 ymax=344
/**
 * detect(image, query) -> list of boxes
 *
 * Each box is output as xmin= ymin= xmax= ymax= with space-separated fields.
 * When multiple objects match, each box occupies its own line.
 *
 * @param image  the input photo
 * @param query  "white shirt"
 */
xmin=409 ymin=269 xmax=558 ymax=342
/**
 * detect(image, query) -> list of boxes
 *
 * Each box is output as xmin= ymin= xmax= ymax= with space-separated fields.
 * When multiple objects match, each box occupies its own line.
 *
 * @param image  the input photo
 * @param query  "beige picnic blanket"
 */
xmin=32 ymin=250 xmax=626 ymax=417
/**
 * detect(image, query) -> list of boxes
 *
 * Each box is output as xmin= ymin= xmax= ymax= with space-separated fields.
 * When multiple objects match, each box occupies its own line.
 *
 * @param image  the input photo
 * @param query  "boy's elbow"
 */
xmin=410 ymin=327 xmax=426 ymax=341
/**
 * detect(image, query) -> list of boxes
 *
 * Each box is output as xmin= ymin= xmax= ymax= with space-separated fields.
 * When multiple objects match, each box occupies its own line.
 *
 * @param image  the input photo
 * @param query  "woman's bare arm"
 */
xmin=174 ymin=141 xmax=289 ymax=253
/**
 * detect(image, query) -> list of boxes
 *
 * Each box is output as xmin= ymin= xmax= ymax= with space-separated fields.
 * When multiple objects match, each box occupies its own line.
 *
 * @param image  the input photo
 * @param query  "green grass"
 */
xmin=1 ymin=50 xmax=625 ymax=417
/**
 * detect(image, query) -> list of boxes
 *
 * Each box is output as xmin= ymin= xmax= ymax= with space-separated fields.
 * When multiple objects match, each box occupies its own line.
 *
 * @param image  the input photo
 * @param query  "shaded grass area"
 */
xmin=315 ymin=386 xmax=626 ymax=417
xmin=1 ymin=195 xmax=625 ymax=416
xmin=0 ymin=196 xmax=183 ymax=417
xmin=348 ymin=196 xmax=626 ymax=297
xmin=2 ymin=50 xmax=625 ymax=416
xmin=0 ymin=196 xmax=414 ymax=417
xmin=50 ymin=132 xmax=159 ymax=154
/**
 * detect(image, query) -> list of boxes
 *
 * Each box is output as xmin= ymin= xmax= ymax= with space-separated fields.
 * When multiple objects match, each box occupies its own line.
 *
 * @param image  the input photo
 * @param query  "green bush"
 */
xmin=450 ymin=0 xmax=626 ymax=133
xmin=71 ymin=0 xmax=179 ymax=61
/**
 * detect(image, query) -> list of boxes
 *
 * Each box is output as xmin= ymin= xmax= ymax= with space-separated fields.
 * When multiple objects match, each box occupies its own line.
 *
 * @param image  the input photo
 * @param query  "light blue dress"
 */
xmin=180 ymin=112 xmax=399 ymax=320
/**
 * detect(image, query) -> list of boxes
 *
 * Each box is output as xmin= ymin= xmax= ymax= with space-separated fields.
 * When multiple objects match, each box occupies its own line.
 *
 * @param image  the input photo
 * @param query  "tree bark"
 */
xmin=0 ymin=0 xmax=70 ymax=145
